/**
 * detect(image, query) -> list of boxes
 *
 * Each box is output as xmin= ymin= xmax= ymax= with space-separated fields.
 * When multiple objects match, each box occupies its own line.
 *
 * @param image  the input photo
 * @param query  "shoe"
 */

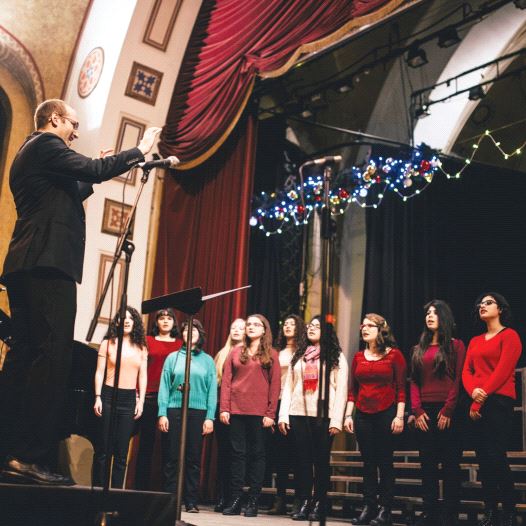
xmin=478 ymin=509 xmax=499 ymax=526
xmin=223 ymin=496 xmax=243 ymax=515
xmin=308 ymin=500 xmax=322 ymax=521
xmin=288 ymin=498 xmax=301 ymax=516
xmin=370 ymin=506 xmax=392 ymax=526
xmin=351 ymin=504 xmax=378 ymax=525
xmin=214 ymin=496 xmax=227 ymax=512
xmin=245 ymin=496 xmax=259 ymax=517
xmin=501 ymin=511 xmax=516 ymax=526
xmin=292 ymin=499 xmax=310 ymax=521
xmin=185 ymin=503 xmax=199 ymax=513
xmin=268 ymin=495 xmax=286 ymax=515
xmin=1 ymin=457 xmax=75 ymax=486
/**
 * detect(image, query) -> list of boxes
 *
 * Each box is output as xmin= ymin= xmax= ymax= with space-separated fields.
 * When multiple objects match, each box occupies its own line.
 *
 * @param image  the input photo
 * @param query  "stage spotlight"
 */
xmin=438 ymin=26 xmax=461 ymax=48
xmin=468 ymin=85 xmax=486 ymax=101
xmin=513 ymin=0 xmax=526 ymax=9
xmin=406 ymin=44 xmax=428 ymax=68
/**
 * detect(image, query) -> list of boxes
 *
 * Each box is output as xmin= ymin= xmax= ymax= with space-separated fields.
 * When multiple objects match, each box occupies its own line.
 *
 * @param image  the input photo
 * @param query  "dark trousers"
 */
xmin=93 ymin=386 xmax=136 ymax=489
xmin=0 ymin=269 xmax=76 ymax=466
xmin=472 ymin=394 xmax=516 ymax=511
xmin=229 ymin=414 xmax=267 ymax=499
xmin=164 ymin=408 xmax=206 ymax=504
xmin=215 ymin=407 xmax=231 ymax=500
xmin=354 ymin=405 xmax=396 ymax=507
xmin=135 ymin=393 xmax=169 ymax=490
xmin=417 ymin=403 xmax=462 ymax=514
xmin=290 ymin=415 xmax=333 ymax=502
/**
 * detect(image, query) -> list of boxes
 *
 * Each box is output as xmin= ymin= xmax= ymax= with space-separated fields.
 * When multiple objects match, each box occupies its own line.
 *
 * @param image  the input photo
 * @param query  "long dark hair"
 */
xmin=291 ymin=315 xmax=341 ymax=370
xmin=240 ymin=314 xmax=274 ymax=369
xmin=411 ymin=300 xmax=456 ymax=384
xmin=181 ymin=318 xmax=206 ymax=349
xmin=277 ymin=314 xmax=307 ymax=353
xmin=362 ymin=313 xmax=397 ymax=354
xmin=150 ymin=308 xmax=180 ymax=338
xmin=106 ymin=306 xmax=147 ymax=347
xmin=474 ymin=291 xmax=512 ymax=326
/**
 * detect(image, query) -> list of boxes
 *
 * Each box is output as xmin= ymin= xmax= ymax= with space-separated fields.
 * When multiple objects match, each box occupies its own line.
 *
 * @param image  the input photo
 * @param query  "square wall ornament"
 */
xmin=125 ymin=62 xmax=163 ymax=106
xmin=101 ymin=198 xmax=134 ymax=239
xmin=143 ymin=0 xmax=182 ymax=51
xmin=114 ymin=116 xmax=146 ymax=185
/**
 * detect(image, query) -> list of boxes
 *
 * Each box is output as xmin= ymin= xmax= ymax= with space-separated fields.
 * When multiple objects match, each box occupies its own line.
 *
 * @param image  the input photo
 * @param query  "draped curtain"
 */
xmin=159 ymin=0 xmax=404 ymax=169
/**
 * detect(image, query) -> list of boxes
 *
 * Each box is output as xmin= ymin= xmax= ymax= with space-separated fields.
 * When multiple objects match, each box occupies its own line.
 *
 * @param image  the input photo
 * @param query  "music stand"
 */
xmin=142 ymin=284 xmax=250 ymax=526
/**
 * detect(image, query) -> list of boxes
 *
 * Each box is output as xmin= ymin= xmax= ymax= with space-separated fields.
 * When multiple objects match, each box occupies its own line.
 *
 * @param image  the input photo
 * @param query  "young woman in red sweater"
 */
xmin=344 ymin=313 xmax=406 ymax=526
xmin=410 ymin=300 xmax=466 ymax=526
xmin=220 ymin=314 xmax=281 ymax=517
xmin=462 ymin=293 xmax=522 ymax=526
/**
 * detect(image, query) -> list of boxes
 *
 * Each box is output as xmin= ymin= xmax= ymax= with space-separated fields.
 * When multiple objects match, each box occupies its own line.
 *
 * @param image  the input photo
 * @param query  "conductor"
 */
xmin=0 ymin=99 xmax=161 ymax=485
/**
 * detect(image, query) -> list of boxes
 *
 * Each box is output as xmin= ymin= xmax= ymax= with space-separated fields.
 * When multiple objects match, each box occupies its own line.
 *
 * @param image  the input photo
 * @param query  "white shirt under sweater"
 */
xmin=278 ymin=352 xmax=348 ymax=430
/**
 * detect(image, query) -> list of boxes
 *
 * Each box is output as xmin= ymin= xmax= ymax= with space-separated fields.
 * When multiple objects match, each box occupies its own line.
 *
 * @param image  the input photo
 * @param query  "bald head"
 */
xmin=34 ymin=99 xmax=71 ymax=130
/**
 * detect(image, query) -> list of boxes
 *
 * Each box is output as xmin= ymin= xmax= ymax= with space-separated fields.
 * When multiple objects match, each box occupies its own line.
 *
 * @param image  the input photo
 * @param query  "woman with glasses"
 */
xmin=220 ymin=314 xmax=281 ymax=517
xmin=410 ymin=300 xmax=466 ymax=526
xmin=462 ymin=293 xmax=522 ymax=526
xmin=92 ymin=306 xmax=148 ymax=489
xmin=344 ymin=314 xmax=406 ymax=526
xmin=158 ymin=319 xmax=216 ymax=513
xmin=278 ymin=316 xmax=348 ymax=521
xmin=267 ymin=314 xmax=307 ymax=516
xmin=213 ymin=318 xmax=246 ymax=512
xmin=135 ymin=308 xmax=183 ymax=490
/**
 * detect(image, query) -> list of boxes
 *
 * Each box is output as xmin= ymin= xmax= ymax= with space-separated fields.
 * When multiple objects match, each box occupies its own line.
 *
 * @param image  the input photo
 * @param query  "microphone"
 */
xmin=138 ymin=156 xmax=180 ymax=170
xmin=301 ymin=155 xmax=342 ymax=167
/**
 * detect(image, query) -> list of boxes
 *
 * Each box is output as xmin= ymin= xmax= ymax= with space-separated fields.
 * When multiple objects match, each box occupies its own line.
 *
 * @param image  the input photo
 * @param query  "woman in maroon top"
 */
xmin=135 ymin=308 xmax=182 ymax=490
xmin=344 ymin=313 xmax=406 ymax=526
xmin=462 ymin=293 xmax=522 ymax=526
xmin=220 ymin=314 xmax=281 ymax=517
xmin=410 ymin=300 xmax=466 ymax=526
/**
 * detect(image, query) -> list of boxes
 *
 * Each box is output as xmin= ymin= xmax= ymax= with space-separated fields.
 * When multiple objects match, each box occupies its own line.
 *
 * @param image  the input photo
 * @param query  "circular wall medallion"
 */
xmin=77 ymin=47 xmax=104 ymax=98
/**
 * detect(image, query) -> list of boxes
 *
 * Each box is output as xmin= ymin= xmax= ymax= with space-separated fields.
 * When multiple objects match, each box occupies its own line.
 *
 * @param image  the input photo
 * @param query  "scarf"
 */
xmin=303 ymin=345 xmax=320 ymax=393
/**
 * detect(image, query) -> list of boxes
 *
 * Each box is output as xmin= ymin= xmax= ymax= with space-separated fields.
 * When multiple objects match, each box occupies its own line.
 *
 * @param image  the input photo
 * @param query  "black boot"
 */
xmin=268 ymin=495 xmax=286 ymax=515
xmin=351 ymin=504 xmax=378 ymax=525
xmin=292 ymin=499 xmax=310 ymax=521
xmin=370 ymin=506 xmax=392 ymax=526
xmin=308 ymin=501 xmax=321 ymax=521
xmin=223 ymin=496 xmax=243 ymax=515
xmin=477 ymin=509 xmax=499 ymax=526
xmin=288 ymin=498 xmax=301 ymax=516
xmin=214 ymin=495 xmax=227 ymax=512
xmin=245 ymin=496 xmax=259 ymax=517
xmin=501 ymin=510 xmax=516 ymax=526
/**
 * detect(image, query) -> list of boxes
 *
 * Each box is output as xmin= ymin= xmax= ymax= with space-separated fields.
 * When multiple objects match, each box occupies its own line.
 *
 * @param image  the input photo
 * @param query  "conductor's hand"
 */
xmin=94 ymin=397 xmax=103 ymax=417
xmin=220 ymin=412 xmax=230 ymax=425
xmin=278 ymin=421 xmax=289 ymax=435
xmin=138 ymin=127 xmax=162 ymax=155
xmin=202 ymin=419 xmax=214 ymax=435
xmin=158 ymin=416 xmax=169 ymax=432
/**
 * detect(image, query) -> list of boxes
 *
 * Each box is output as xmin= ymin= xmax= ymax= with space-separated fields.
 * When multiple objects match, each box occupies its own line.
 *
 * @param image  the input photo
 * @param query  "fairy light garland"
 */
xmin=251 ymin=132 xmax=524 ymax=236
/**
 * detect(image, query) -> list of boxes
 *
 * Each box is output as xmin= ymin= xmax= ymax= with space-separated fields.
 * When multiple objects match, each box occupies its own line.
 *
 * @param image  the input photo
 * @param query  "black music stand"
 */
xmin=142 ymin=284 xmax=250 ymax=526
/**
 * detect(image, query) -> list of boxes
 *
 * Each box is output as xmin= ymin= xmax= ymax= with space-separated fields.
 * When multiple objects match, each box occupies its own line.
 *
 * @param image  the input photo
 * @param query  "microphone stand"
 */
xmin=86 ymin=166 xmax=153 ymax=525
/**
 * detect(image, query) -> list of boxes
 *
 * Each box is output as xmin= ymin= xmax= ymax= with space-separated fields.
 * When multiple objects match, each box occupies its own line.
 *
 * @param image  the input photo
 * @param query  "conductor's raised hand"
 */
xmin=138 ymin=127 xmax=162 ymax=155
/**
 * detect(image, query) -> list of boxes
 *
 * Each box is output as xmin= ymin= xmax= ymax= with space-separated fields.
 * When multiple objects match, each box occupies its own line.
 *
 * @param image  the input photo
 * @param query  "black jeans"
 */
xmin=417 ymin=403 xmax=462 ymax=514
xmin=93 ymin=386 xmax=136 ymax=489
xmin=229 ymin=414 xmax=267 ymax=499
xmin=215 ymin=405 xmax=231 ymax=500
xmin=472 ymin=394 xmax=516 ymax=511
xmin=290 ymin=415 xmax=333 ymax=502
xmin=134 ymin=393 xmax=169 ymax=490
xmin=0 ymin=269 xmax=76 ymax=466
xmin=164 ymin=408 xmax=206 ymax=505
xmin=354 ymin=405 xmax=396 ymax=507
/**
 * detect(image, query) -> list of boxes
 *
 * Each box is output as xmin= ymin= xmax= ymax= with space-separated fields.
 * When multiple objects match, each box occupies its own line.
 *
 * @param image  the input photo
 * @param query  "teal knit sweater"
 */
xmin=158 ymin=347 xmax=217 ymax=420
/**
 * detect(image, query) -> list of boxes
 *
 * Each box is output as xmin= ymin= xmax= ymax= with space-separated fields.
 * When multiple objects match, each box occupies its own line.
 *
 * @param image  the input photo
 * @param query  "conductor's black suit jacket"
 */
xmin=1 ymin=132 xmax=143 ymax=284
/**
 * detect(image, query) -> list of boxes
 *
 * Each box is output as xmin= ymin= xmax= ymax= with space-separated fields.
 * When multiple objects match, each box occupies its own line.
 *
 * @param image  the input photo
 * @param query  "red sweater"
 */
xmin=462 ymin=328 xmax=522 ymax=412
xmin=410 ymin=339 xmax=466 ymax=418
xmin=220 ymin=346 xmax=281 ymax=418
xmin=349 ymin=348 xmax=407 ymax=414
xmin=145 ymin=336 xmax=183 ymax=393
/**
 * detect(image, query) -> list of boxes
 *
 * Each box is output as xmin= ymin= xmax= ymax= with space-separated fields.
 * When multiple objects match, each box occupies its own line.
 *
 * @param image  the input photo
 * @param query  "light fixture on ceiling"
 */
xmin=406 ymin=43 xmax=428 ymax=68
xmin=513 ymin=0 xmax=526 ymax=9
xmin=437 ymin=26 xmax=461 ymax=48
xmin=468 ymin=85 xmax=486 ymax=101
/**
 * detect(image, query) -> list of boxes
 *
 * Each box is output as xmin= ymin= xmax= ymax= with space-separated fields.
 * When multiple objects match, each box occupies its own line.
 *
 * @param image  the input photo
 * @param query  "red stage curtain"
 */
xmin=159 ymin=0 xmax=403 ymax=169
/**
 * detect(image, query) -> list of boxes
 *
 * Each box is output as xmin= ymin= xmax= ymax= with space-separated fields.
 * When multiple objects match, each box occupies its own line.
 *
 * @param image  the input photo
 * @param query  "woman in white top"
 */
xmin=278 ymin=315 xmax=348 ymax=521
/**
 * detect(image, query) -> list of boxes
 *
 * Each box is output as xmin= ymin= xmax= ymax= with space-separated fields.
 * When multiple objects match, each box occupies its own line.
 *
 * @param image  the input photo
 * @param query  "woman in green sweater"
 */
xmin=158 ymin=319 xmax=217 ymax=513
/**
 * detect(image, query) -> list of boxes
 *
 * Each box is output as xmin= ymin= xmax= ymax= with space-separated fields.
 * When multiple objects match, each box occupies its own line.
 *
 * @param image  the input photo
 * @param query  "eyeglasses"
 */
xmin=61 ymin=115 xmax=80 ymax=130
xmin=246 ymin=322 xmax=264 ymax=328
xmin=477 ymin=299 xmax=497 ymax=308
xmin=307 ymin=323 xmax=321 ymax=330
xmin=360 ymin=323 xmax=379 ymax=330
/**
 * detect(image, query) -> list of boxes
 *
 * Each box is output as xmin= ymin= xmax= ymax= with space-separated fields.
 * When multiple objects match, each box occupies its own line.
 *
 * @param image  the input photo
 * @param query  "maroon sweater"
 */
xmin=349 ymin=348 xmax=407 ymax=414
xmin=462 ymin=328 xmax=522 ymax=412
xmin=220 ymin=346 xmax=281 ymax=418
xmin=410 ymin=339 xmax=466 ymax=418
xmin=145 ymin=336 xmax=183 ymax=393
